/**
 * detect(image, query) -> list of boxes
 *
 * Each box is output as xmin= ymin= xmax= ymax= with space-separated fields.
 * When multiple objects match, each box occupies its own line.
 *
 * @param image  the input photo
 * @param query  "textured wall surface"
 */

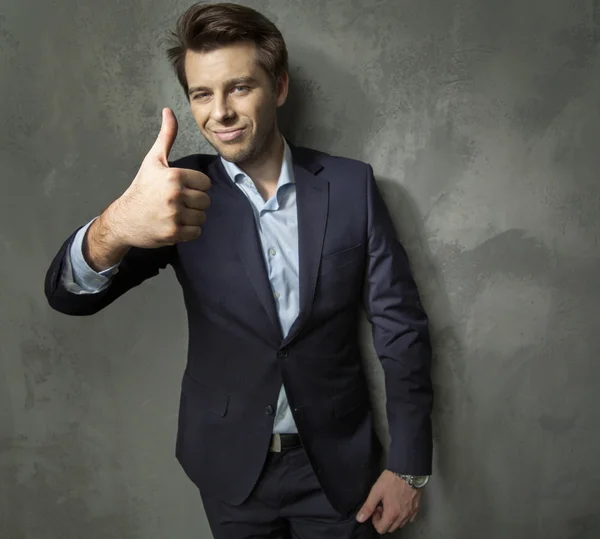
xmin=1 ymin=0 xmax=599 ymax=538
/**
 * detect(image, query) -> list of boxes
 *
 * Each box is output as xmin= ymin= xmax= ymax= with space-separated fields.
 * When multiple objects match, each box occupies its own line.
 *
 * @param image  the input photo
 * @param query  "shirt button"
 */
xmin=269 ymin=248 xmax=277 ymax=256
xmin=277 ymin=350 xmax=289 ymax=359
xmin=265 ymin=405 xmax=274 ymax=415
xmin=273 ymin=292 xmax=280 ymax=299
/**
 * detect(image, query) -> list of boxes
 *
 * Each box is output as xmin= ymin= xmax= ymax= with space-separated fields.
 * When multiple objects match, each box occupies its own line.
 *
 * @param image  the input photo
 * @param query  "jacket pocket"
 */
xmin=320 ymin=243 xmax=364 ymax=277
xmin=181 ymin=371 xmax=229 ymax=417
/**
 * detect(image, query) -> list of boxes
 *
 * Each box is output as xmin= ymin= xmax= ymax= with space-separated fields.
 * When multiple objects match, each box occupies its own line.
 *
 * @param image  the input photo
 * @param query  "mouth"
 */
xmin=213 ymin=127 xmax=245 ymax=142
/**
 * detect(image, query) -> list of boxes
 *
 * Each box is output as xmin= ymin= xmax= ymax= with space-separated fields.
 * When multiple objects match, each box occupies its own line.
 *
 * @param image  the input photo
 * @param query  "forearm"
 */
xmin=382 ymin=344 xmax=433 ymax=475
xmin=83 ymin=201 xmax=131 ymax=271
xmin=362 ymin=162 xmax=434 ymax=474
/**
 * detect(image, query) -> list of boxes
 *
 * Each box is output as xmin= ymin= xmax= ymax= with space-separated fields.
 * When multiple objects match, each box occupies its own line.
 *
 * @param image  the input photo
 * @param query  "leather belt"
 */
xmin=269 ymin=433 xmax=302 ymax=452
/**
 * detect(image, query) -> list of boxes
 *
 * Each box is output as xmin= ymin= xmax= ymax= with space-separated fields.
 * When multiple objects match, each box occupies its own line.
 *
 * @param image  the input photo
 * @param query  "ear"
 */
xmin=275 ymin=72 xmax=289 ymax=108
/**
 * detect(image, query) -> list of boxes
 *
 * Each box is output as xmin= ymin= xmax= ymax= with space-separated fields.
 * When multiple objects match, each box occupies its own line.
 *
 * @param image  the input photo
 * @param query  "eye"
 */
xmin=233 ymin=85 xmax=250 ymax=93
xmin=193 ymin=92 xmax=209 ymax=100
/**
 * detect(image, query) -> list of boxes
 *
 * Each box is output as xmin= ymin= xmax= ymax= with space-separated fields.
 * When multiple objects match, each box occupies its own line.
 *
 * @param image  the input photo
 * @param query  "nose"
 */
xmin=211 ymin=94 xmax=235 ymax=123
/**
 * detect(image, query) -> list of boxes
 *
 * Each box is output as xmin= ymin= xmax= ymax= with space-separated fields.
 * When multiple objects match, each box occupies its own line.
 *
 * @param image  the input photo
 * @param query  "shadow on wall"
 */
xmin=277 ymin=43 xmax=378 ymax=158
xmin=377 ymin=177 xmax=481 ymax=537
xmin=278 ymin=47 xmax=485 ymax=538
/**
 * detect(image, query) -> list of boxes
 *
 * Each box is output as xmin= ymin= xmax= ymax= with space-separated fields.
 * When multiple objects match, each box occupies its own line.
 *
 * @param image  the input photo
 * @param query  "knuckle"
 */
xmin=163 ymin=169 xmax=177 ymax=182
xmin=164 ymin=223 xmax=179 ymax=241
xmin=165 ymin=193 xmax=180 ymax=207
xmin=166 ymin=206 xmax=180 ymax=221
xmin=167 ymin=186 xmax=184 ymax=206
xmin=165 ymin=169 xmax=182 ymax=187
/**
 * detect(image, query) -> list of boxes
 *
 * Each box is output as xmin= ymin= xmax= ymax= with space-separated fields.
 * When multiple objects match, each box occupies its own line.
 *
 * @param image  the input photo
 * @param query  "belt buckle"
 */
xmin=270 ymin=433 xmax=282 ymax=453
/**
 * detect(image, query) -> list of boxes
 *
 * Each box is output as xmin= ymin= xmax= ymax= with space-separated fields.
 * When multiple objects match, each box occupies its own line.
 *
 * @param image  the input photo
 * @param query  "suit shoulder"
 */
xmin=297 ymin=145 xmax=370 ymax=174
xmin=168 ymin=153 xmax=219 ymax=172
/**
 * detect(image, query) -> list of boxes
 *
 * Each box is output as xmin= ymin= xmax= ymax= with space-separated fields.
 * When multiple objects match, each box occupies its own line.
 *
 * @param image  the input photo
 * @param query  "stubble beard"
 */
xmin=218 ymin=136 xmax=258 ymax=164
xmin=212 ymin=121 xmax=277 ymax=167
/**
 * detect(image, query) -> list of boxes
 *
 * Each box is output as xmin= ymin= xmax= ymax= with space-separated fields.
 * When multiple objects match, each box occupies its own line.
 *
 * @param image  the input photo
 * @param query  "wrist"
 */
xmin=103 ymin=198 xmax=132 ymax=249
xmin=393 ymin=473 xmax=430 ymax=489
xmin=84 ymin=203 xmax=131 ymax=271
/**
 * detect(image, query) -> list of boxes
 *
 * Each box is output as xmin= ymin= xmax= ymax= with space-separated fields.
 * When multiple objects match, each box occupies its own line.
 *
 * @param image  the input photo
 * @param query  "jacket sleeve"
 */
xmin=362 ymin=164 xmax=434 ymax=476
xmin=45 ymin=222 xmax=176 ymax=316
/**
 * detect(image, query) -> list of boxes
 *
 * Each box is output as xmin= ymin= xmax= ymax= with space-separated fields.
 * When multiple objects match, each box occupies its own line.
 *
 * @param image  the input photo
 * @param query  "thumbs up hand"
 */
xmin=115 ymin=108 xmax=212 ymax=249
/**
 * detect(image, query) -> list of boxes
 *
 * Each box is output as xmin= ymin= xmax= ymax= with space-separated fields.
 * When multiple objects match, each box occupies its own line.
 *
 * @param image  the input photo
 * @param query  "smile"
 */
xmin=214 ymin=128 xmax=245 ymax=141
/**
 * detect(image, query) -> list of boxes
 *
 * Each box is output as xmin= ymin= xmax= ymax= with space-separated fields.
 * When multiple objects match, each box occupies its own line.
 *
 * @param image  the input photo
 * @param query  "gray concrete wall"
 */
xmin=1 ymin=0 xmax=599 ymax=537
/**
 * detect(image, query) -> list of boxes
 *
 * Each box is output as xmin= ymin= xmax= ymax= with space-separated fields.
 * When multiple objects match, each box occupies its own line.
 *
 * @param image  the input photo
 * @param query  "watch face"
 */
xmin=413 ymin=476 xmax=429 ymax=488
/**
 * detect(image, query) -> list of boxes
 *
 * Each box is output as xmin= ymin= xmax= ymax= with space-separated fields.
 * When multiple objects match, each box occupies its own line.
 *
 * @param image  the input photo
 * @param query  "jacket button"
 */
xmin=277 ymin=349 xmax=289 ymax=359
xmin=265 ymin=405 xmax=274 ymax=415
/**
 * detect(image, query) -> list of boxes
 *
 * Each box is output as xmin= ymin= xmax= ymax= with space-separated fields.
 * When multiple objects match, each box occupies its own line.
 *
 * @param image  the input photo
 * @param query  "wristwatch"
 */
xmin=396 ymin=474 xmax=430 ymax=489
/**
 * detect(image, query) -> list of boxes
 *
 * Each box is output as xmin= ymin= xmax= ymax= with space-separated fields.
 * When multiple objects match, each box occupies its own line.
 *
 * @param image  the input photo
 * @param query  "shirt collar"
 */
xmin=219 ymin=135 xmax=295 ymax=188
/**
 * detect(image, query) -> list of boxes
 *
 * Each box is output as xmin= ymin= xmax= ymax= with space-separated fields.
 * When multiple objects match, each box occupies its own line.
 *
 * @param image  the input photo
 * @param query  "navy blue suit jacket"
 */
xmin=45 ymin=143 xmax=433 ymax=516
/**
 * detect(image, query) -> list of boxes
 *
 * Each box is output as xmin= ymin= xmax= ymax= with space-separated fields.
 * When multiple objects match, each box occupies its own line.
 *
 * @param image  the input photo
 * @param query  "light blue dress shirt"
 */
xmin=62 ymin=136 xmax=300 ymax=434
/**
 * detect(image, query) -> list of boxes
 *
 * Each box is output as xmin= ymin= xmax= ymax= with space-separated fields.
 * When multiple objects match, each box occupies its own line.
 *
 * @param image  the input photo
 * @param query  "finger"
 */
xmin=177 ymin=207 xmax=207 ymax=227
xmin=356 ymin=488 xmax=383 ymax=523
xmin=177 ymin=224 xmax=202 ymax=242
xmin=373 ymin=506 xmax=383 ymax=522
xmin=371 ymin=508 xmax=385 ymax=534
xmin=372 ymin=502 xmax=400 ymax=535
xmin=181 ymin=189 xmax=211 ymax=211
xmin=180 ymin=170 xmax=212 ymax=192
xmin=149 ymin=108 xmax=178 ymax=168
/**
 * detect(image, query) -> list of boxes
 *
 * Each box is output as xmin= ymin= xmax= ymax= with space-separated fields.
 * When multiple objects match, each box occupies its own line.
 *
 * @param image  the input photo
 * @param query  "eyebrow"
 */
xmin=188 ymin=76 xmax=258 ymax=95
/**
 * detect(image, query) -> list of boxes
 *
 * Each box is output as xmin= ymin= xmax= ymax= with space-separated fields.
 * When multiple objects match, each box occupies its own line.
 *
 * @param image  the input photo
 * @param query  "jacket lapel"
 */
xmin=209 ymin=144 xmax=329 ymax=347
xmin=283 ymin=146 xmax=329 ymax=346
xmin=209 ymin=158 xmax=283 ymax=345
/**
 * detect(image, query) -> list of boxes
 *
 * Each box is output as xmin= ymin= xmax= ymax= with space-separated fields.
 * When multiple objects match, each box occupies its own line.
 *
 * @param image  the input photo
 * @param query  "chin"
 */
xmin=217 ymin=146 xmax=242 ymax=161
xmin=219 ymin=142 xmax=257 ymax=164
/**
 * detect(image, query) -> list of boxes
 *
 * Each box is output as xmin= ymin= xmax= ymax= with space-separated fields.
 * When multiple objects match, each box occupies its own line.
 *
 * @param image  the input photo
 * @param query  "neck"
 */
xmin=237 ymin=128 xmax=285 ymax=186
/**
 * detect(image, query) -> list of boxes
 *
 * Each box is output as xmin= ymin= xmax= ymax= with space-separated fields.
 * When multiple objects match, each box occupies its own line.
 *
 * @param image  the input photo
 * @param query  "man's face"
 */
xmin=185 ymin=41 xmax=288 ymax=164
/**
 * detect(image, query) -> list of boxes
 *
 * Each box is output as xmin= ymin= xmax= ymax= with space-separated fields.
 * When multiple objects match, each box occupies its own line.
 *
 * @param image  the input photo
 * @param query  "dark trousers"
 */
xmin=200 ymin=444 xmax=378 ymax=538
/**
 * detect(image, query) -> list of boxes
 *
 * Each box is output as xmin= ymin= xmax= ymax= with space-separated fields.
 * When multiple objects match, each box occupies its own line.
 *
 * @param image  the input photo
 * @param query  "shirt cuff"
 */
xmin=62 ymin=217 xmax=120 ymax=294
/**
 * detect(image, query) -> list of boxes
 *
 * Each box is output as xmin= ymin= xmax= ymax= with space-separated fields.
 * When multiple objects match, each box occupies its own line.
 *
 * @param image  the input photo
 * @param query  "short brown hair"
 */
xmin=166 ymin=2 xmax=289 ymax=99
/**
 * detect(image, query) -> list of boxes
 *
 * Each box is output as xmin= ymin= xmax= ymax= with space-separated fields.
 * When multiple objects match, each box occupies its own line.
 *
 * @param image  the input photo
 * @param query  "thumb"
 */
xmin=356 ymin=486 xmax=383 ymax=523
xmin=148 ymin=107 xmax=178 ymax=167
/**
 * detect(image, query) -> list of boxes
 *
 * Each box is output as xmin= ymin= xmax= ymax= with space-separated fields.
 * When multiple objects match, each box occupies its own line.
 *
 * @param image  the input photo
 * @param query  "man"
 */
xmin=44 ymin=2 xmax=433 ymax=537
